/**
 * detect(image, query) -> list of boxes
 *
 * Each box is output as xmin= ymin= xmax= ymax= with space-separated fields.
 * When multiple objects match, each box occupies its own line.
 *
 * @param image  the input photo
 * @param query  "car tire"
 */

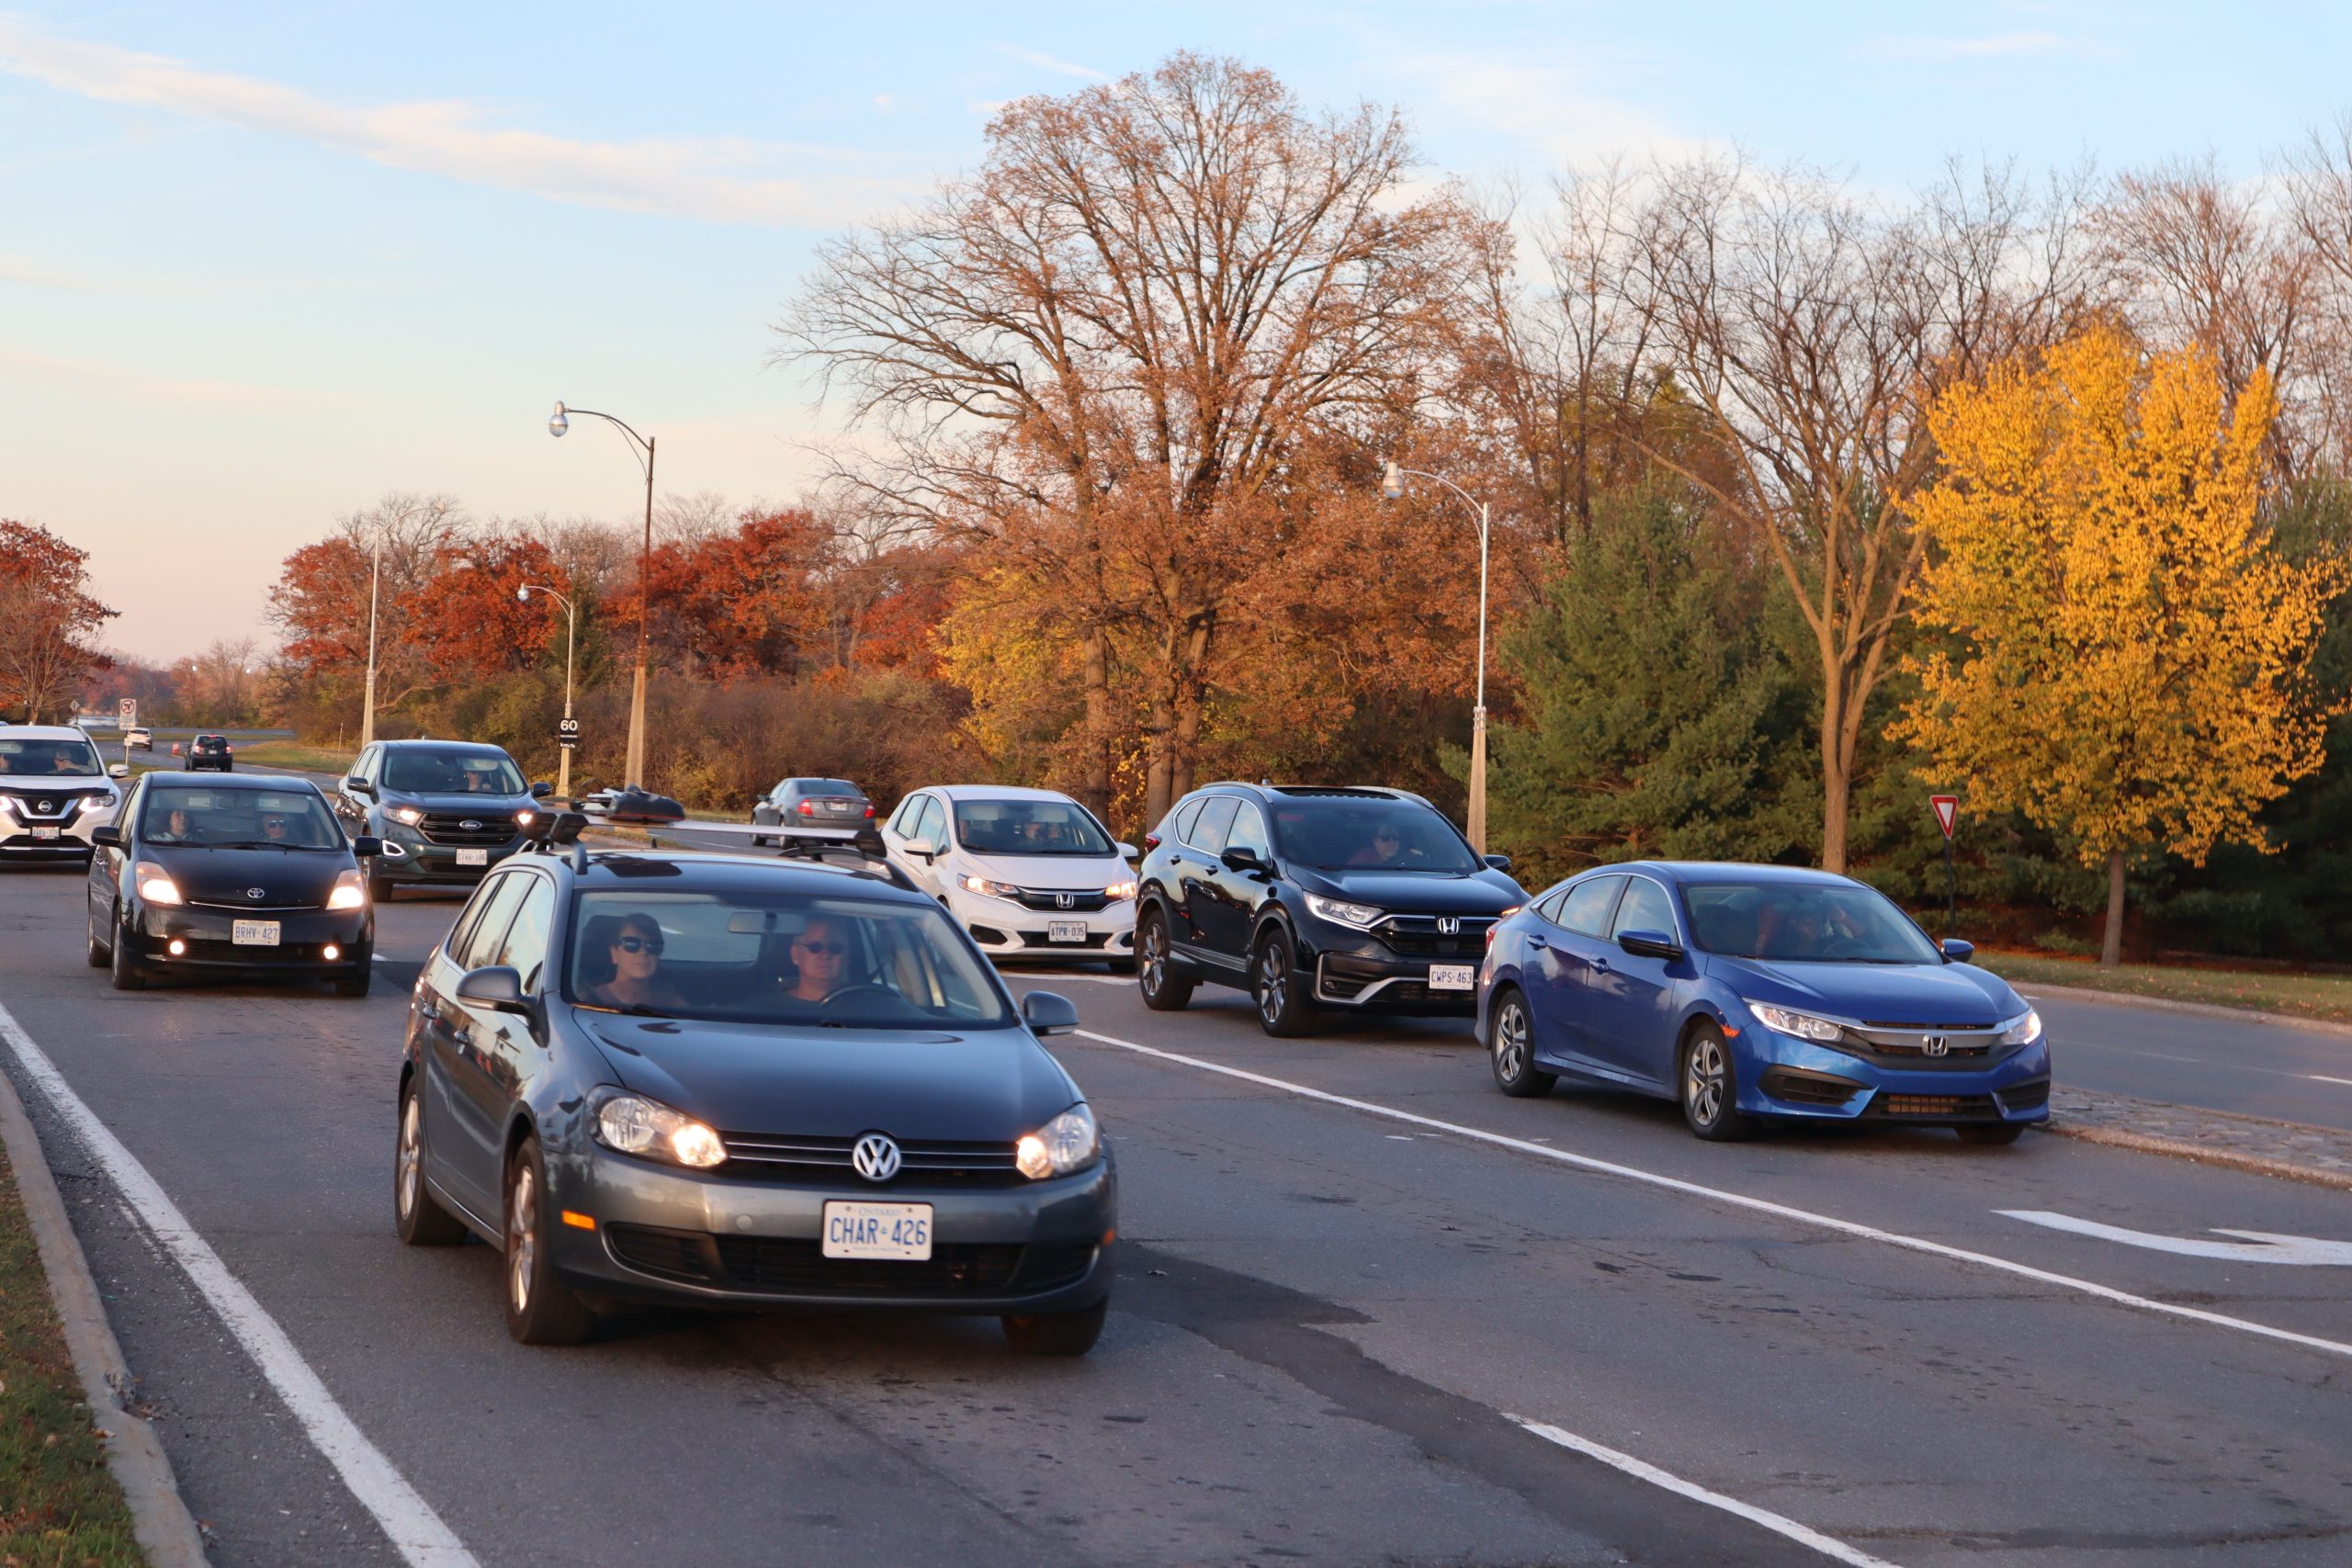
xmin=393 ymin=1082 xmax=468 ymax=1247
xmin=108 ymin=921 xmax=146 ymax=991
xmin=367 ymin=855 xmax=398 ymax=905
xmin=1487 ymin=988 xmax=1556 ymax=1098
xmin=1001 ymin=1297 xmax=1107 ymax=1357
xmin=85 ymin=905 xmax=110 ymax=968
xmin=503 ymin=1140 xmax=594 ymax=1345
xmin=1250 ymin=931 xmax=1316 ymax=1038
xmin=1955 ymin=1123 xmax=2027 ymax=1145
xmin=335 ymin=968 xmax=372 ymax=998
xmin=1136 ymin=908 xmax=1193 ymax=1011
xmin=1679 ymin=1021 xmax=1755 ymax=1141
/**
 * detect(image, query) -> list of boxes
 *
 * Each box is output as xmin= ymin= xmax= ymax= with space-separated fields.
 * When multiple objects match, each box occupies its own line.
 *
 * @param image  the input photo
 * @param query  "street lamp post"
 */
xmin=548 ymin=400 xmax=654 ymax=789
xmin=1380 ymin=460 xmax=1493 ymax=855
xmin=517 ymin=583 xmax=578 ymax=800
xmin=359 ymin=499 xmax=446 ymax=748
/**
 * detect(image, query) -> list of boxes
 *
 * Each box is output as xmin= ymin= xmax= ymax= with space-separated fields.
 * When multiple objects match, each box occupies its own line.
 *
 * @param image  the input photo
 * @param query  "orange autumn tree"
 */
xmin=1894 ymin=326 xmax=2346 ymax=965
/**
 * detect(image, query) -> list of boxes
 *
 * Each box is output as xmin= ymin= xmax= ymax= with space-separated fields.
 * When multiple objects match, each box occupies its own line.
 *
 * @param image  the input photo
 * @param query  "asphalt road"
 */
xmin=4 ymin=859 xmax=2351 ymax=1567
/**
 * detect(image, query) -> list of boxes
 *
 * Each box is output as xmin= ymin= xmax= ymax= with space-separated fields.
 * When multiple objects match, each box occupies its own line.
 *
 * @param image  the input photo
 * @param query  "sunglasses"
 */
xmin=795 ymin=940 xmax=849 ymax=956
xmin=616 ymin=935 xmax=664 ymax=954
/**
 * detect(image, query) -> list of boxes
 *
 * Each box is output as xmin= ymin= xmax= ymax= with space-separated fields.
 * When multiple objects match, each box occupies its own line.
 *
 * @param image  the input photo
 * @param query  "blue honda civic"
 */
xmin=1476 ymin=863 xmax=2050 ymax=1143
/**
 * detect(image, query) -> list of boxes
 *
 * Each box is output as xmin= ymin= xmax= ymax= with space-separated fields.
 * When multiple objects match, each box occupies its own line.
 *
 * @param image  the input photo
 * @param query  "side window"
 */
xmin=451 ymin=873 xmax=530 ymax=969
xmin=887 ymin=795 xmax=921 ymax=836
xmin=1226 ymin=802 xmax=1271 ymax=860
xmin=913 ymin=795 xmax=947 ymax=849
xmin=1555 ymin=874 xmax=1624 ymax=937
xmin=1170 ymin=797 xmax=1206 ymax=846
xmin=490 ymin=877 xmax=558 ymax=992
xmin=1611 ymin=877 xmax=1679 ymax=940
xmin=114 ymin=777 xmax=145 ymax=836
xmin=1534 ymin=886 xmax=1571 ymax=924
xmin=356 ymin=746 xmax=380 ymax=785
xmin=1191 ymin=796 xmax=1241 ymax=855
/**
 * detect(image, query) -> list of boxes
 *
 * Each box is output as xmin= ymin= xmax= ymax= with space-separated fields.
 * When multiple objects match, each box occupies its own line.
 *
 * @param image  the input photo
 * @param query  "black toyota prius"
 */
xmin=86 ymin=772 xmax=381 ymax=995
xmin=392 ymin=829 xmax=1116 ymax=1353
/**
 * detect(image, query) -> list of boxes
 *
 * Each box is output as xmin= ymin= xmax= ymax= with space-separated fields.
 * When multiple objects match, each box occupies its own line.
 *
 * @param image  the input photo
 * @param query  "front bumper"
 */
xmin=375 ymin=831 xmax=525 ymax=884
xmin=129 ymin=904 xmax=374 ymax=976
xmin=1737 ymin=1029 xmax=2052 ymax=1125
xmin=949 ymin=890 xmax=1136 ymax=963
xmin=548 ymin=1145 xmax=1117 ymax=1314
xmin=1306 ymin=928 xmax=1485 ymax=1015
xmin=0 ymin=810 xmax=107 ymax=858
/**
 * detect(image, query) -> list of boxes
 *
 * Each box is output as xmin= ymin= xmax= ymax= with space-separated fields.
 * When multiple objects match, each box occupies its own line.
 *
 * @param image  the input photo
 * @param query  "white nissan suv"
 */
xmin=0 ymin=725 xmax=128 ymax=863
xmin=881 ymin=785 xmax=1138 ymax=967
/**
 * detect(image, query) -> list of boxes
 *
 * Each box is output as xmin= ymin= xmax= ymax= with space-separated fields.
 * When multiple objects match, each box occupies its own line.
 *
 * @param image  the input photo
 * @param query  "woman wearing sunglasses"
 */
xmin=584 ymin=913 xmax=687 ymax=1011
xmin=785 ymin=915 xmax=858 ymax=1005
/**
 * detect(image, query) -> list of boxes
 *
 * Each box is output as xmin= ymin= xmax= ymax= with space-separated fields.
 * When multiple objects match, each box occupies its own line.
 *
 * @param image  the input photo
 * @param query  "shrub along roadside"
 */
xmin=0 ymin=1139 xmax=141 ymax=1565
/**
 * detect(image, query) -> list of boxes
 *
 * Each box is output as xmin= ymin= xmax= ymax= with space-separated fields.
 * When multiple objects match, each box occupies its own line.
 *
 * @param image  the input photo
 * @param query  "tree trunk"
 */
xmin=1170 ymin=619 xmax=1213 ymax=802
xmin=1818 ymin=706 xmax=1850 ymax=874
xmin=2101 ymin=849 xmax=2126 ymax=968
xmin=1079 ymin=625 xmax=1113 ymax=825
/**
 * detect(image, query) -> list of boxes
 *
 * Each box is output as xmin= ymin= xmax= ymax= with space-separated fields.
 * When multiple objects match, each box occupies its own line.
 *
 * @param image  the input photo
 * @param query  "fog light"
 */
xmin=166 ymin=939 xmax=186 ymax=956
xmin=322 ymin=944 xmax=340 ymax=961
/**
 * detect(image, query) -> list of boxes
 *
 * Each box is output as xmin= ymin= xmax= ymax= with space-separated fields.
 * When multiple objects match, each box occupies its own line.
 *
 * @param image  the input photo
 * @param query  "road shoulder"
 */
xmin=2018 ymin=978 xmax=2352 ymax=1039
xmin=2050 ymin=1084 xmax=2352 ymax=1191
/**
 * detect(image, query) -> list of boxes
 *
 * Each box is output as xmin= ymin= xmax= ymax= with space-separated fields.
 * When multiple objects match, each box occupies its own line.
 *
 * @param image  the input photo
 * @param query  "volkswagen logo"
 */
xmin=1055 ymin=892 xmax=1075 ymax=909
xmin=246 ymin=887 xmax=266 ymax=900
xmin=1921 ymin=1034 xmax=1951 ymax=1056
xmin=1436 ymin=916 xmax=1461 ymax=936
xmin=459 ymin=818 xmax=482 ymax=831
xmin=851 ymin=1133 xmax=902 ymax=1183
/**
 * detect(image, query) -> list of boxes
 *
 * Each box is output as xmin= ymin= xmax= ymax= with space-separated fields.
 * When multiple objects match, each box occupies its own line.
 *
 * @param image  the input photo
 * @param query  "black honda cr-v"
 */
xmin=1133 ymin=784 xmax=1527 ymax=1035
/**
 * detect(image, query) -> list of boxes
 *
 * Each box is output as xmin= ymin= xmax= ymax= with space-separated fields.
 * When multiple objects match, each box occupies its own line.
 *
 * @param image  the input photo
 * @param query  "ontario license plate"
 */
xmin=29 ymin=826 xmax=58 ymax=840
xmin=232 ymin=919 xmax=281 ymax=946
xmin=456 ymin=848 xmax=489 ymax=866
xmin=1428 ymin=963 xmax=1476 ymax=991
xmin=1049 ymin=920 xmax=1087 ymax=943
xmin=821 ymin=1201 xmax=933 ymax=1260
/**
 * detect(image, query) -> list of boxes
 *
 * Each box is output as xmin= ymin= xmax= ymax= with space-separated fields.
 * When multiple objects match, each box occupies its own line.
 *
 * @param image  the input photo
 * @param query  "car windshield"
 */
xmin=795 ymin=780 xmax=860 ymax=796
xmin=952 ymin=798 xmax=1113 ymax=857
xmin=142 ymin=788 xmax=345 ymax=850
xmin=1272 ymin=799 xmax=1480 ymax=874
xmin=1683 ymin=882 xmax=1941 ymax=964
xmin=0 ymin=737 xmax=104 ymax=776
xmin=383 ymin=749 xmax=526 ymax=795
xmin=566 ymin=888 xmax=1016 ymax=1030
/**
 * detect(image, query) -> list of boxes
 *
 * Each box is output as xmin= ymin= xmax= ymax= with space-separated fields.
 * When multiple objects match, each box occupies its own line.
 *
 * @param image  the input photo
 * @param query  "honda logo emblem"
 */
xmin=1055 ymin=892 xmax=1074 ymax=909
xmin=1921 ymin=1035 xmax=1951 ymax=1056
xmin=1436 ymin=916 xmax=1461 ymax=936
xmin=852 ymin=1134 xmax=902 ymax=1183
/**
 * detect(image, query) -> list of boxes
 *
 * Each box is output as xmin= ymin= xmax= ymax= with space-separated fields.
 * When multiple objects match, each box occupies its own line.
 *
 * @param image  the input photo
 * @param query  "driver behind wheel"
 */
xmin=784 ymin=915 xmax=859 ymax=1004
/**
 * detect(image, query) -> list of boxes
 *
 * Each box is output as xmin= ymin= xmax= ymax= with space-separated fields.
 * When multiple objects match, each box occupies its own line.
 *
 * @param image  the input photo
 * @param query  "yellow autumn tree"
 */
xmin=1895 ymin=325 xmax=2344 ymax=966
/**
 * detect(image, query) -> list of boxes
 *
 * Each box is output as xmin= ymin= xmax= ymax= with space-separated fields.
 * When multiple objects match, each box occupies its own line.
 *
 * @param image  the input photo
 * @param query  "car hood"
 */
xmin=379 ymin=790 xmax=535 ymax=816
xmin=958 ymin=850 xmax=1127 ymax=890
xmin=578 ymin=1015 xmax=1081 ymax=1139
xmin=1291 ymin=865 xmax=1526 ymax=913
xmin=1704 ymin=955 xmax=2022 ymax=1025
xmin=141 ymin=842 xmax=353 ymax=905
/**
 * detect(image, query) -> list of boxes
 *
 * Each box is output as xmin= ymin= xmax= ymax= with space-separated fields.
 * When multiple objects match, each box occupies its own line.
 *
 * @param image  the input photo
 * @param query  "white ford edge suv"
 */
xmin=881 ymin=785 xmax=1137 ymax=967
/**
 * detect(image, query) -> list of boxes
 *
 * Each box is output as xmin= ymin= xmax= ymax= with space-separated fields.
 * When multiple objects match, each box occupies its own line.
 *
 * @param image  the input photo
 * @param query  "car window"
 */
xmin=0 ymin=735 xmax=104 ymax=776
xmin=1611 ymin=877 xmax=1679 ymax=940
xmin=912 ymin=795 xmax=946 ymax=849
xmin=1226 ymin=802 xmax=1271 ymax=861
xmin=1190 ymin=796 xmax=1240 ymax=855
xmin=1533 ymin=887 xmax=1570 ymax=923
xmin=951 ymin=796 xmax=1114 ymax=857
xmin=886 ymin=795 xmax=919 ymax=835
xmin=490 ymin=876 xmax=558 ymax=991
xmin=456 ymin=873 xmax=533 ymax=970
xmin=1683 ymin=881 xmax=1941 ymax=964
xmin=1170 ymin=798 xmax=1206 ymax=846
xmin=566 ymin=888 xmax=1016 ymax=1029
xmin=382 ymin=748 xmax=525 ymax=795
xmin=1555 ymin=875 xmax=1623 ymax=937
xmin=1271 ymin=798 xmax=1480 ymax=874
xmin=141 ymin=787 xmax=343 ymax=849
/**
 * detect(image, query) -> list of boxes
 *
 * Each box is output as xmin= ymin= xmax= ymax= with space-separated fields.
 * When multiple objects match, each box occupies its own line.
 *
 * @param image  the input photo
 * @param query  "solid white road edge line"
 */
xmin=1071 ymin=1029 xmax=2352 ymax=1363
xmin=0 ymin=999 xmax=481 ymax=1568
xmin=2310 ymin=1074 xmax=2352 ymax=1088
xmin=1510 ymin=1417 xmax=1905 ymax=1568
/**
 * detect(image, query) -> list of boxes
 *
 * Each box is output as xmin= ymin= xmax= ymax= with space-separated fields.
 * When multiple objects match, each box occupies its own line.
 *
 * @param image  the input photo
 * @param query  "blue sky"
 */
xmin=4 ymin=1 xmax=2346 ymax=660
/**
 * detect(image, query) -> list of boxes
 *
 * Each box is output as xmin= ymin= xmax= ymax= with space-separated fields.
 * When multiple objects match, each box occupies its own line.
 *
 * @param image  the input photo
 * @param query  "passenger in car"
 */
xmin=581 ymin=913 xmax=687 ymax=1011
xmin=785 ymin=915 xmax=856 ymax=1004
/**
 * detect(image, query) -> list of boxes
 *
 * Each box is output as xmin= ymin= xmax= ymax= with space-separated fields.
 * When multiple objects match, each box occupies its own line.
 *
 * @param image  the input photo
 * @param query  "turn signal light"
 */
xmin=560 ymin=1211 xmax=596 ymax=1231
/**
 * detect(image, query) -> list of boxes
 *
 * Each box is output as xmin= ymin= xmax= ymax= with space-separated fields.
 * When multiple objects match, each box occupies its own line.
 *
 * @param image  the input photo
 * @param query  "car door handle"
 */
xmin=1527 ymin=933 xmax=1549 ymax=948
xmin=1590 ymin=956 xmax=1611 ymax=971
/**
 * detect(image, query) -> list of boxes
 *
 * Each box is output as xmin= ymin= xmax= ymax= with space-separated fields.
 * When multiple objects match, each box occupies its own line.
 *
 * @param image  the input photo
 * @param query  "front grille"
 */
xmin=1997 ymin=1079 xmax=2051 ymax=1112
xmin=605 ymin=1224 xmax=1097 ymax=1298
xmin=1759 ymin=1066 xmax=1866 ymax=1107
xmin=416 ymin=812 xmax=518 ymax=846
xmin=1 ymin=792 xmax=88 ymax=819
xmin=1374 ymin=915 xmax=1494 ymax=958
xmin=190 ymin=898 xmax=321 ymax=912
xmin=718 ymin=1132 xmax=1025 ymax=1187
xmin=1876 ymin=1093 xmax=1998 ymax=1119
xmin=1019 ymin=931 xmax=1112 ymax=949
xmin=1847 ymin=1024 xmax=1999 ymax=1057
xmin=1012 ymin=889 xmax=1112 ymax=913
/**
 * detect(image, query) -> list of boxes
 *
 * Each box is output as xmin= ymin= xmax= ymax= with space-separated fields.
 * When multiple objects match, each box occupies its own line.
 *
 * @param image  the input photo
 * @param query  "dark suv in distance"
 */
xmin=187 ymin=733 xmax=234 ymax=772
xmin=1134 ymin=784 xmax=1527 ymax=1035
xmin=334 ymin=739 xmax=550 ymax=899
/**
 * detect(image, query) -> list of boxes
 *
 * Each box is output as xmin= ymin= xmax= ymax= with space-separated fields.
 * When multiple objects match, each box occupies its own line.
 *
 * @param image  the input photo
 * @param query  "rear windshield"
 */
xmin=143 ymin=788 xmax=345 ymax=850
xmin=383 ymin=749 xmax=526 ymax=795
xmin=1271 ymin=798 xmax=1479 ymax=874
xmin=567 ymin=888 xmax=1015 ymax=1030
xmin=1683 ymin=882 xmax=1940 ymax=964
xmin=796 ymin=779 xmax=860 ymax=795
xmin=0 ymin=737 xmax=104 ymax=777
xmin=951 ymin=798 xmax=1113 ymax=857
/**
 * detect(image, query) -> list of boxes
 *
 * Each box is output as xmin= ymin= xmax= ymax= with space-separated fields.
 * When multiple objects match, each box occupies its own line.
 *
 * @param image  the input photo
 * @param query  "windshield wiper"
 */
xmin=574 ymin=1001 xmax=675 ymax=1018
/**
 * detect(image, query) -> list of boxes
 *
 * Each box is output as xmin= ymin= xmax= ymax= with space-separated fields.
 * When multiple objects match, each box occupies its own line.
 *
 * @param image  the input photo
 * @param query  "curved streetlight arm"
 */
xmin=557 ymin=406 xmax=654 ymax=480
xmin=1379 ymin=460 xmax=1495 ymax=854
xmin=1385 ymin=466 xmax=1489 ymax=543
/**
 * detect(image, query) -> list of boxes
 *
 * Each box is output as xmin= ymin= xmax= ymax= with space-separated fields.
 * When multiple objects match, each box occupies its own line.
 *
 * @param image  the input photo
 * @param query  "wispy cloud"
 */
xmin=0 ymin=15 xmax=917 ymax=226
xmin=0 ymin=344 xmax=351 ymax=411
xmin=1862 ymin=31 xmax=2097 ymax=62
xmin=1396 ymin=51 xmax=1708 ymax=171
xmin=989 ymin=43 xmax=1111 ymax=82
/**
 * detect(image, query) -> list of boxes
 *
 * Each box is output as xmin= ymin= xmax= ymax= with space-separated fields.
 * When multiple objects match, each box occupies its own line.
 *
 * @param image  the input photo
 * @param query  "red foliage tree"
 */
xmin=0 ymin=519 xmax=117 ymax=722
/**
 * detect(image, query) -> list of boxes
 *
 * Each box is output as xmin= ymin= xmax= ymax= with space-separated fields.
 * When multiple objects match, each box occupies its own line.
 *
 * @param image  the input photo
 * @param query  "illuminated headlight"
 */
xmin=0 ymin=796 xmax=14 ymax=818
xmin=1103 ymin=879 xmax=1137 ymax=900
xmin=1743 ymin=999 xmax=1844 ymax=1043
xmin=1014 ymin=1104 xmax=1100 ymax=1180
xmin=1998 ymin=1008 xmax=2043 ymax=1046
xmin=957 ymin=873 xmax=1022 ymax=899
xmin=515 ymin=809 xmax=536 ymax=828
xmin=1305 ymin=893 xmax=1384 ymax=930
xmin=326 ymin=869 xmax=368 ymax=910
xmin=387 ymin=806 xmax=426 ymax=827
xmin=590 ymin=1089 xmax=726 ymax=1168
xmin=132 ymin=863 xmax=183 ymax=905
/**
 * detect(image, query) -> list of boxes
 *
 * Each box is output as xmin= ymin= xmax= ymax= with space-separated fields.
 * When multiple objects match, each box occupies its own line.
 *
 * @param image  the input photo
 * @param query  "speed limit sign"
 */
xmin=557 ymin=716 xmax=580 ymax=750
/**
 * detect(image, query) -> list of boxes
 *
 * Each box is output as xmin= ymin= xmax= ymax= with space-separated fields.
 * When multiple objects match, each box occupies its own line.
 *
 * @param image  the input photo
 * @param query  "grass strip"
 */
xmin=220 ymin=741 xmax=355 ymax=773
xmin=0 ymin=1139 xmax=142 ymax=1566
xmin=1979 ymin=952 xmax=2352 ymax=1028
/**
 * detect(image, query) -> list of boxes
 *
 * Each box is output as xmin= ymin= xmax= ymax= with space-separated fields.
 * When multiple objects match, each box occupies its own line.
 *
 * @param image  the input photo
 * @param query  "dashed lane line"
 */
xmin=1071 ymin=1028 xmax=2352 ymax=1363
xmin=0 ymin=998 xmax=480 ymax=1568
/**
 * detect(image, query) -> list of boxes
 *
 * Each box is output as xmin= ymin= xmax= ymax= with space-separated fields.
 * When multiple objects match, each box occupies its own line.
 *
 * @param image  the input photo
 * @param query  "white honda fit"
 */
xmin=880 ymin=785 xmax=1138 ymax=967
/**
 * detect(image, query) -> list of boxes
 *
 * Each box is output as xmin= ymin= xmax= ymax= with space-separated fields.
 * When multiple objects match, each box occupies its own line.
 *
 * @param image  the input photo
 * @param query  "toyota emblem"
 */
xmin=1436 ymin=916 xmax=1461 ymax=936
xmin=1921 ymin=1034 xmax=1951 ymax=1056
xmin=459 ymin=818 xmax=482 ymax=831
xmin=246 ymin=887 xmax=266 ymax=900
xmin=1055 ymin=892 xmax=1074 ymax=909
xmin=852 ymin=1133 xmax=902 ymax=1183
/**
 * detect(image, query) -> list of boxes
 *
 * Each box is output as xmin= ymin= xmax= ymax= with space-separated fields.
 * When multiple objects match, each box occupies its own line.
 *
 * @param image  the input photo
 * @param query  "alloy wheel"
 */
xmin=1494 ymin=1000 xmax=1530 ymax=1082
xmin=397 ymin=1095 xmax=423 ymax=1221
xmin=508 ymin=1164 xmax=537 ymax=1316
xmin=1255 ymin=943 xmax=1288 ymax=1029
xmin=1686 ymin=1034 xmax=1727 ymax=1127
xmin=1140 ymin=919 xmax=1167 ymax=995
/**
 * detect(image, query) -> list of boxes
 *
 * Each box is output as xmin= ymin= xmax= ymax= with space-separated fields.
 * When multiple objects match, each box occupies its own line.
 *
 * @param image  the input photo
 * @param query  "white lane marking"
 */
xmin=1072 ymin=1028 xmax=2352 ymax=1362
xmin=2312 ymin=1075 xmax=2352 ymax=1088
xmin=0 ymin=1000 xmax=479 ymax=1567
xmin=1999 ymin=1211 xmax=2352 ymax=1266
xmin=1006 ymin=971 xmax=1131 ymax=987
xmin=1511 ymin=1416 xmax=1904 ymax=1568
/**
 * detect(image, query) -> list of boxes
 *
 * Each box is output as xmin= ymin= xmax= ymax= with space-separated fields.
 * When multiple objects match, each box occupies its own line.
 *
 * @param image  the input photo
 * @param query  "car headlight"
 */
xmin=1305 ymin=893 xmax=1384 ymax=929
xmin=326 ymin=868 xmax=368 ymax=910
xmin=514 ymin=809 xmax=536 ymax=828
xmin=957 ymin=873 xmax=1021 ymax=899
xmin=1998 ymin=1008 xmax=2043 ymax=1046
xmin=1014 ymin=1104 xmax=1100 ymax=1179
xmin=0 ymin=796 xmax=13 ymax=818
xmin=1743 ymin=999 xmax=1845 ymax=1043
xmin=132 ymin=863 xmax=183 ymax=905
xmin=1103 ymin=879 xmax=1137 ymax=900
xmin=590 ymin=1089 xmax=726 ymax=1168
xmin=387 ymin=805 xmax=426 ymax=827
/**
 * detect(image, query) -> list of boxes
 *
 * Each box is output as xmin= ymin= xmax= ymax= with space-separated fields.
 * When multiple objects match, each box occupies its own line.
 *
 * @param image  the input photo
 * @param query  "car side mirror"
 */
xmin=1939 ymin=938 xmax=1975 ymax=962
xmin=904 ymin=837 xmax=936 ymax=860
xmin=1220 ymin=846 xmax=1266 ymax=874
xmin=90 ymin=825 xmax=123 ymax=850
xmin=1114 ymin=840 xmax=1138 ymax=860
xmin=344 ymin=777 xmax=374 ymax=796
xmin=531 ymin=781 xmax=553 ymax=798
xmin=1484 ymin=852 xmax=1512 ymax=872
xmin=1021 ymin=990 xmax=1080 ymax=1037
xmin=454 ymin=964 xmax=531 ymax=1014
xmin=352 ymin=835 xmax=384 ymax=858
xmin=107 ymin=762 xmax=129 ymax=779
xmin=1616 ymin=929 xmax=1685 ymax=962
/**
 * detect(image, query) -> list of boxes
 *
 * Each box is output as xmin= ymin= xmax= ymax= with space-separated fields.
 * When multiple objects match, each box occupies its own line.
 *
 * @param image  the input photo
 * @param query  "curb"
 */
xmin=2042 ymin=1120 xmax=2352 ymax=1193
xmin=0 ymin=1065 xmax=209 ymax=1566
xmin=2011 ymin=980 xmax=2352 ymax=1042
